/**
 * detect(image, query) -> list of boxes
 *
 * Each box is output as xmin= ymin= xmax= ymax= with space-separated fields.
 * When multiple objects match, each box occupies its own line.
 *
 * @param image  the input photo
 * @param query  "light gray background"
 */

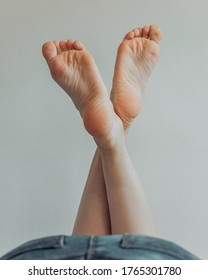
xmin=0 ymin=0 xmax=208 ymax=259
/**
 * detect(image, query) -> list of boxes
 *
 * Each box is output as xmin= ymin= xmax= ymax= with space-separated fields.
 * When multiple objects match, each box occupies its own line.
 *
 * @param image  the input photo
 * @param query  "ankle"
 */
xmin=95 ymin=115 xmax=125 ymax=152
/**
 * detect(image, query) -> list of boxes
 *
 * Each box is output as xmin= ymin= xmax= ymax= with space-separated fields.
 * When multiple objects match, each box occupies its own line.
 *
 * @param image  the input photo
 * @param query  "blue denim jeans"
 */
xmin=1 ymin=234 xmax=199 ymax=260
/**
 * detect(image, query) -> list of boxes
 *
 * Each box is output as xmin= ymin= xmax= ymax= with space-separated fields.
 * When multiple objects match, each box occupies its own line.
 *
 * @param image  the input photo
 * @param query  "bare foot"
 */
xmin=111 ymin=25 xmax=163 ymax=129
xmin=42 ymin=39 xmax=122 ymax=149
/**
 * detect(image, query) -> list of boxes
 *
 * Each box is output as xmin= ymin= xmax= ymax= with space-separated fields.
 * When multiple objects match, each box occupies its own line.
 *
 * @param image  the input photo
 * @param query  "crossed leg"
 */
xmin=42 ymin=25 xmax=163 ymax=236
xmin=42 ymin=38 xmax=117 ymax=235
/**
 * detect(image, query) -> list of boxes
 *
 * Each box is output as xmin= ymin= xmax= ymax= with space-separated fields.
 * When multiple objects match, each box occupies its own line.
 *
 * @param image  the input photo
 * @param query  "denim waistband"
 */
xmin=1 ymin=234 xmax=200 ymax=260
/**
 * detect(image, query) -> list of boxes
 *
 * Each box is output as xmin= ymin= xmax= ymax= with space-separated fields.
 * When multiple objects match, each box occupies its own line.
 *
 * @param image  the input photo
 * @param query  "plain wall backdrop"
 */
xmin=0 ymin=0 xmax=208 ymax=258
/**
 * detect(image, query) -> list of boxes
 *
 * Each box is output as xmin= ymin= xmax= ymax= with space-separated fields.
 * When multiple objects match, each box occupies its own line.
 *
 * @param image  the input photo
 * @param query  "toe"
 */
xmin=66 ymin=39 xmax=75 ymax=49
xmin=59 ymin=41 xmax=68 ymax=51
xmin=74 ymin=40 xmax=85 ymax=50
xmin=137 ymin=27 xmax=143 ymax=37
xmin=124 ymin=30 xmax=134 ymax=40
xmin=42 ymin=41 xmax=57 ymax=62
xmin=149 ymin=25 xmax=163 ymax=43
xmin=53 ymin=41 xmax=62 ymax=54
xmin=132 ymin=28 xmax=140 ymax=37
xmin=142 ymin=26 xmax=150 ymax=38
xmin=67 ymin=39 xmax=84 ymax=51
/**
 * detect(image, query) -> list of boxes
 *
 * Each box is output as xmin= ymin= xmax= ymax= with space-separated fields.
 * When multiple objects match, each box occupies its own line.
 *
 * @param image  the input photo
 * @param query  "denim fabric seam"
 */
xmin=120 ymin=234 xmax=129 ymax=247
xmin=59 ymin=235 xmax=65 ymax=248
xmin=1 ymin=235 xmax=66 ymax=260
xmin=121 ymin=235 xmax=199 ymax=260
xmin=86 ymin=236 xmax=95 ymax=260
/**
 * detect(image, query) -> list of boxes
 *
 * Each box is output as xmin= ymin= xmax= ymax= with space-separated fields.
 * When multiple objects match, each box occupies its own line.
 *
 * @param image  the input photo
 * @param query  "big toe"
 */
xmin=42 ymin=41 xmax=57 ymax=62
xmin=149 ymin=25 xmax=163 ymax=43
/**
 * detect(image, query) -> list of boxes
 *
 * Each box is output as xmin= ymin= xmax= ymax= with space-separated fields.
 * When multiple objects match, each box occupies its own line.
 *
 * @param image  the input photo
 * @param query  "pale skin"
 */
xmin=42 ymin=25 xmax=163 ymax=236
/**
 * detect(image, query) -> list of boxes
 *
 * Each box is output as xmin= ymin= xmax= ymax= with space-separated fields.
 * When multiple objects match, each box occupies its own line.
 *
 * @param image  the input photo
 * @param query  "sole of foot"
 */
xmin=42 ymin=39 xmax=123 ymax=150
xmin=111 ymin=25 xmax=163 ymax=129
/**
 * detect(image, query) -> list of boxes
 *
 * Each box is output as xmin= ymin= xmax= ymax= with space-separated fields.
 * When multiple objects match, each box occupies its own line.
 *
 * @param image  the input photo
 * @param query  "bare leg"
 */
xmin=103 ymin=25 xmax=162 ymax=234
xmin=42 ymin=25 xmax=163 ymax=235
xmin=72 ymin=149 xmax=111 ymax=235
xmin=100 ymin=135 xmax=156 ymax=235
xmin=72 ymin=25 xmax=163 ymax=235
xmin=42 ymin=39 xmax=119 ymax=235
xmin=72 ymin=25 xmax=162 ymax=234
